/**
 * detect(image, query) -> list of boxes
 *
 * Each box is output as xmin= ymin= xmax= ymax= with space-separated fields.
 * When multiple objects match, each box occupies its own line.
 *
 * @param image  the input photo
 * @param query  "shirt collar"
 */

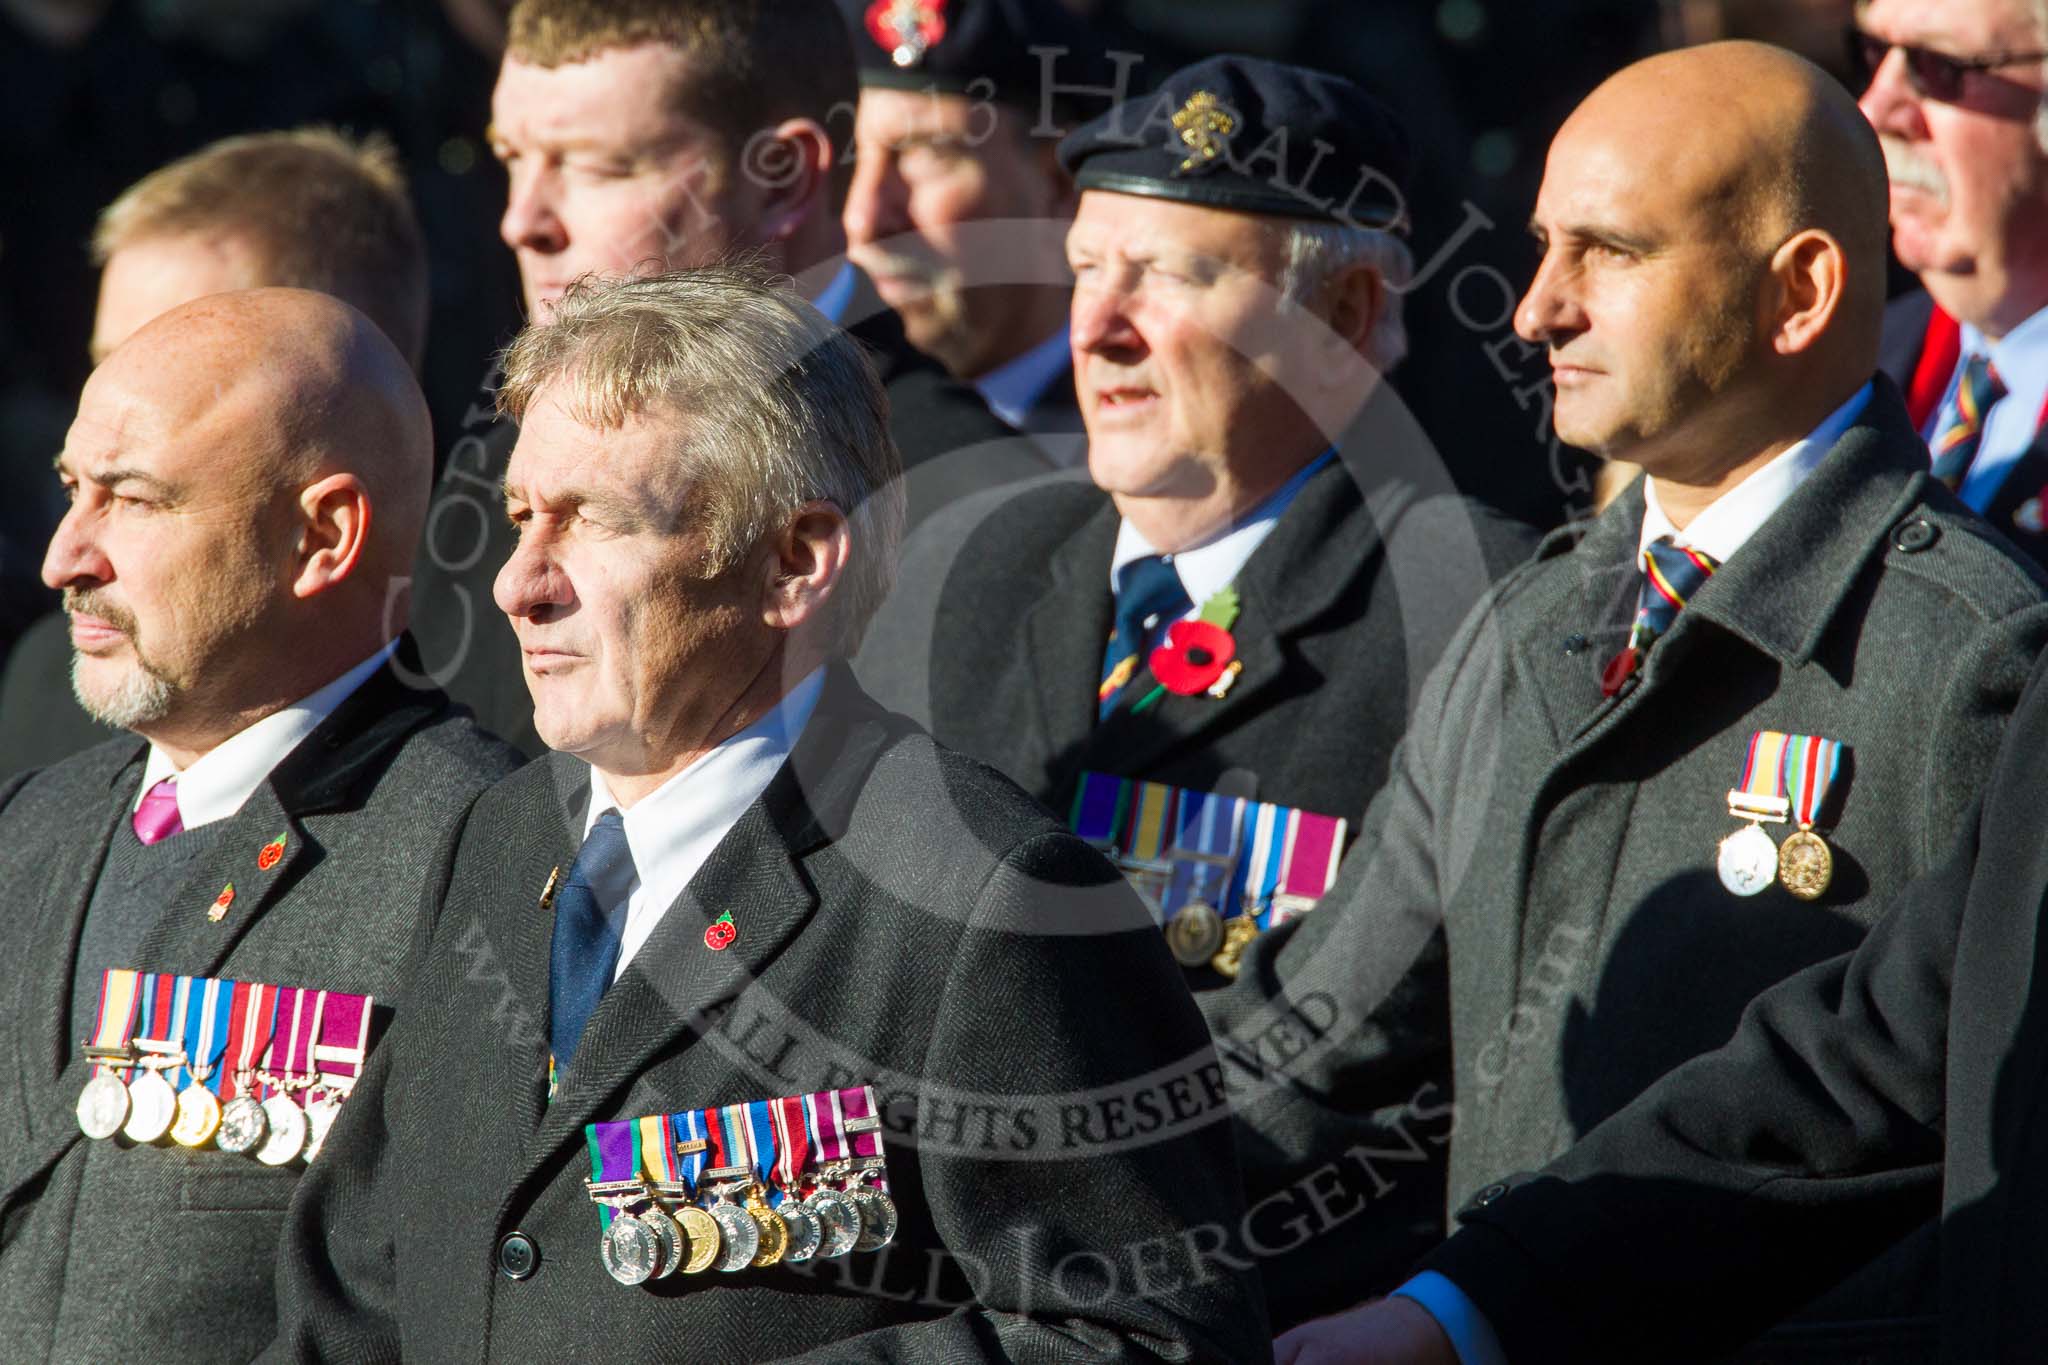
xmin=811 ymin=264 xmax=858 ymax=326
xmin=975 ymin=325 xmax=1072 ymax=429
xmin=137 ymin=642 xmax=397 ymax=828
xmin=1961 ymin=305 xmax=2048 ymax=426
xmin=582 ymin=666 xmax=826 ymax=907
xmin=1110 ymin=449 xmax=1335 ymax=609
xmin=1639 ymin=383 xmax=1871 ymax=562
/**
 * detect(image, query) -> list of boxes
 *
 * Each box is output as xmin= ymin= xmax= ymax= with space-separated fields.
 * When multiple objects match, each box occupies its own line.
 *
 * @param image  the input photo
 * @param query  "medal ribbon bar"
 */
xmin=1782 ymin=733 xmax=1843 ymax=829
xmin=772 ymin=1095 xmax=809 ymax=1204
xmin=85 ymin=968 xmax=142 ymax=1077
xmin=676 ymin=1107 xmax=711 ymax=1193
xmin=1728 ymin=730 xmax=1795 ymax=822
xmin=742 ymin=1099 xmax=779 ymax=1198
xmin=226 ymin=981 xmax=278 ymax=1101
xmin=1069 ymin=770 xmax=1128 ymax=848
xmin=1271 ymin=809 xmax=1346 ymax=928
xmin=313 ymin=990 xmax=372 ymax=1087
xmin=1163 ymin=790 xmax=1243 ymax=917
xmin=586 ymin=1119 xmax=641 ymax=1231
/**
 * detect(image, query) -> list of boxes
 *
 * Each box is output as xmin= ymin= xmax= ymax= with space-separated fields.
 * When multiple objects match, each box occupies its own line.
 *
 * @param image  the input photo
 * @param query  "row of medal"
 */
xmin=586 ymin=1084 xmax=896 ymax=1286
xmin=1070 ymin=772 xmax=1348 ymax=977
xmin=1714 ymin=731 xmax=1846 ymax=901
xmin=74 ymin=967 xmax=373 ymax=1168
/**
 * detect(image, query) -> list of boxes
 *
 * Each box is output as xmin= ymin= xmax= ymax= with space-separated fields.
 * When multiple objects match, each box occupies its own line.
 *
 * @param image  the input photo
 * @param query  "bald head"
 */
xmin=1518 ymin=42 xmax=1891 ymax=494
xmin=1572 ymin=41 xmax=1892 ymax=346
xmin=102 ymin=288 xmax=433 ymax=567
xmin=48 ymin=288 xmax=434 ymax=761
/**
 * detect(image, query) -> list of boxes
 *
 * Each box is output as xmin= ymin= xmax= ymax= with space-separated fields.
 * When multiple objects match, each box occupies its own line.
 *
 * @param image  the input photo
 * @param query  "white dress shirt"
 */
xmin=975 ymin=324 xmax=1072 ymax=430
xmin=1107 ymin=449 xmax=1336 ymax=628
xmin=135 ymin=642 xmax=396 ymax=830
xmin=581 ymin=667 xmax=825 ymax=979
xmin=1934 ymin=306 xmax=2048 ymax=514
xmin=1396 ymin=380 xmax=1872 ymax=1365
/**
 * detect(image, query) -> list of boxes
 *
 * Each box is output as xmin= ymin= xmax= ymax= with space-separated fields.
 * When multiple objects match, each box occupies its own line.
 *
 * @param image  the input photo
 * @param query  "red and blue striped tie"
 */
xmin=1602 ymin=537 xmax=1720 ymax=697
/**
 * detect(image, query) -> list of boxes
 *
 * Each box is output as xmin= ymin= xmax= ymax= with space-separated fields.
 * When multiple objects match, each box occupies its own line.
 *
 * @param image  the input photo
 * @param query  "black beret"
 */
xmin=1056 ymin=54 xmax=1411 ymax=229
xmin=837 ymin=0 xmax=1117 ymax=117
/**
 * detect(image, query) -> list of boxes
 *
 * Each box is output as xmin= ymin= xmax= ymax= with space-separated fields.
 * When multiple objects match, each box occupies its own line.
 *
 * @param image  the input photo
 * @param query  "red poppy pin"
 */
xmin=257 ymin=833 xmax=287 ymax=871
xmin=1129 ymin=586 xmax=1243 ymax=714
xmin=208 ymin=883 xmax=236 ymax=923
xmin=704 ymin=910 xmax=737 ymax=951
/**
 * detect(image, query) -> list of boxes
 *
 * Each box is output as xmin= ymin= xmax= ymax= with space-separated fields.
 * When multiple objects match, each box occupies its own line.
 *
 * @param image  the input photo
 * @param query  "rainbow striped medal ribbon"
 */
xmin=1160 ymin=789 xmax=1244 ymax=968
xmin=584 ymin=1119 xmax=667 ymax=1285
xmin=1719 ymin=731 xmax=1793 ymax=896
xmin=799 ymin=1090 xmax=862 ymax=1258
xmin=76 ymin=968 xmax=143 ymax=1140
xmin=1775 ymin=734 xmax=1844 ymax=901
xmin=838 ymin=1085 xmax=899 ymax=1252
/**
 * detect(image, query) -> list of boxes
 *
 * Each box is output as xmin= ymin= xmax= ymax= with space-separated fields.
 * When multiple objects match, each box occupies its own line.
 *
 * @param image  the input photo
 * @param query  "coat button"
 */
xmin=1560 ymin=633 xmax=1588 ymax=656
xmin=498 ymin=1231 xmax=539 ymax=1280
xmin=1891 ymin=518 xmax=1939 ymax=553
xmin=1458 ymin=1180 xmax=1512 ymax=1216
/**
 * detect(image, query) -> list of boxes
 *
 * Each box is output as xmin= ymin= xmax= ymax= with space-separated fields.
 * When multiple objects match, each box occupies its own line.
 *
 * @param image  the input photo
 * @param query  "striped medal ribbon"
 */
xmin=76 ymin=968 xmax=143 ymax=1140
xmin=1775 ymin=733 xmax=1845 ymax=902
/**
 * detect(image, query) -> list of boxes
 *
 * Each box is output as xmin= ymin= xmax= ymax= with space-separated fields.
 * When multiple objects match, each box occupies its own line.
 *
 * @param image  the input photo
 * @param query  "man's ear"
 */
xmin=291 ymin=473 xmax=372 ymax=599
xmin=752 ymin=118 xmax=838 ymax=246
xmin=760 ymin=499 xmax=852 ymax=632
xmin=1318 ymin=261 xmax=1386 ymax=361
xmin=1765 ymin=228 xmax=1846 ymax=357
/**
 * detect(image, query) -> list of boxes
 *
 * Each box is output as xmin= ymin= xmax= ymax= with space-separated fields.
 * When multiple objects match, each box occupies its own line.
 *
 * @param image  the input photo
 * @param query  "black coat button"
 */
xmin=1892 ymin=518 xmax=1939 ymax=553
xmin=1561 ymin=633 xmax=1588 ymax=656
xmin=498 ymin=1231 xmax=539 ymax=1280
xmin=1458 ymin=1180 xmax=1512 ymax=1216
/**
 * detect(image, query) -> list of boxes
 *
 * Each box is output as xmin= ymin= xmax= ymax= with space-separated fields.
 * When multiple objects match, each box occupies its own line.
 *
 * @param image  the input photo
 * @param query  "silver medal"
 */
xmin=807 ymin=1187 xmax=862 ymax=1258
xmin=256 ymin=1094 xmax=307 ymax=1166
xmin=600 ymin=1213 xmax=661 ymax=1285
xmin=302 ymin=1090 xmax=342 ymax=1163
xmin=642 ymin=1209 xmax=681 ymax=1280
xmin=709 ymin=1199 xmax=760 ymax=1272
xmin=1717 ymin=822 xmax=1779 ymax=897
xmin=76 ymin=1073 xmax=130 ymax=1140
xmin=848 ymin=1184 xmax=899 ymax=1252
xmin=121 ymin=1068 xmax=177 ymax=1144
xmin=778 ymin=1198 xmax=823 ymax=1262
xmin=216 ymin=1095 xmax=269 ymax=1154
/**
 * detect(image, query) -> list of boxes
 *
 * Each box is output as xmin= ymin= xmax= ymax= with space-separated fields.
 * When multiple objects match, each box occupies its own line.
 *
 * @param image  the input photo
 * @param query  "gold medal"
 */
xmin=746 ymin=1187 xmax=789 ymax=1267
xmin=1165 ymin=901 xmax=1225 ymax=966
xmin=1209 ymin=915 xmax=1262 ymax=978
xmin=1777 ymin=827 xmax=1833 ymax=901
xmin=170 ymin=1083 xmax=222 ymax=1147
xmin=677 ymin=1204 xmax=721 ymax=1274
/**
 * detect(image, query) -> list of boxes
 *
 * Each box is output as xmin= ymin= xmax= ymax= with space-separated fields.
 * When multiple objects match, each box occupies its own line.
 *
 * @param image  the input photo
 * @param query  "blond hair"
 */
xmin=498 ymin=266 xmax=905 ymax=655
xmin=93 ymin=127 xmax=428 ymax=367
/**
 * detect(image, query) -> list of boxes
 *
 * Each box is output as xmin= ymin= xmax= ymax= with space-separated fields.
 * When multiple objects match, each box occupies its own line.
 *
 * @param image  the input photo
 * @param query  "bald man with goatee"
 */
xmin=0 ymin=289 xmax=520 ymax=1362
xmin=1201 ymin=43 xmax=2048 ymax=1358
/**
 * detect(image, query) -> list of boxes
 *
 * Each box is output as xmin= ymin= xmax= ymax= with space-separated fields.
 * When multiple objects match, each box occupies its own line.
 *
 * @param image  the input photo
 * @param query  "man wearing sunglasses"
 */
xmin=1853 ymin=0 xmax=2048 ymax=566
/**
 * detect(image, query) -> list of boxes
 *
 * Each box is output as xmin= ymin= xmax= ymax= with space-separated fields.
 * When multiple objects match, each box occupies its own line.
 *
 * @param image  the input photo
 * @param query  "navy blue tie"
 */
xmin=1099 ymin=556 xmax=1192 ymax=719
xmin=547 ymin=808 xmax=637 ymax=1076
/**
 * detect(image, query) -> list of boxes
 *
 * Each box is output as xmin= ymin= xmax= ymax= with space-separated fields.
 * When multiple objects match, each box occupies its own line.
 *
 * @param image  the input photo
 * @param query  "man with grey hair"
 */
xmin=270 ymin=266 xmax=1266 ymax=1362
xmin=0 ymin=288 xmax=520 ymax=1361
xmin=1856 ymin=0 xmax=2048 ymax=568
xmin=856 ymin=55 xmax=1536 ymax=979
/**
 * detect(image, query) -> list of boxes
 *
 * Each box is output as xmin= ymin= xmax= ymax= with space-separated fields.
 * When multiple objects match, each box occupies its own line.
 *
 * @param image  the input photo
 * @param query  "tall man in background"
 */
xmin=0 ymin=128 xmax=431 ymax=780
xmin=410 ymin=0 xmax=1041 ymax=757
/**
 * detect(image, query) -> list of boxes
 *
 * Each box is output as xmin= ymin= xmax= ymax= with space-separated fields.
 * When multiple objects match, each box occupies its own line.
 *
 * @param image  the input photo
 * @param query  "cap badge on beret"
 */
xmin=865 ymin=0 xmax=948 ymax=68
xmin=1171 ymin=90 xmax=1237 ymax=177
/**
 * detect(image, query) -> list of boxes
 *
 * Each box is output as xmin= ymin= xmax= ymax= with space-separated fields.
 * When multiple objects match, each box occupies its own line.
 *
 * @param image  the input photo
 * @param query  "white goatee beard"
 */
xmin=72 ymin=652 xmax=175 ymax=730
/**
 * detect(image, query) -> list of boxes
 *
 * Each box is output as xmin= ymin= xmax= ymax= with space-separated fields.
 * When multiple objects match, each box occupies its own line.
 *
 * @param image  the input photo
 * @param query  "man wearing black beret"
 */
xmin=838 ymin=0 xmax=1126 ymax=463
xmin=857 ymin=53 xmax=1536 ymax=990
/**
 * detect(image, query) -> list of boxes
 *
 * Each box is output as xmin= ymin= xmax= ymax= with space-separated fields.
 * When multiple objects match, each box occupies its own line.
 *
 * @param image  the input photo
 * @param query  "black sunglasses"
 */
xmin=1848 ymin=27 xmax=2048 ymax=103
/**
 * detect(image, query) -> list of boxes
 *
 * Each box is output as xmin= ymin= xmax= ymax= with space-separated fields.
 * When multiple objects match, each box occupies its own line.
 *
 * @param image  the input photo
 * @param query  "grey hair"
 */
xmin=1278 ymin=222 xmax=1413 ymax=375
xmin=497 ymin=265 xmax=906 ymax=657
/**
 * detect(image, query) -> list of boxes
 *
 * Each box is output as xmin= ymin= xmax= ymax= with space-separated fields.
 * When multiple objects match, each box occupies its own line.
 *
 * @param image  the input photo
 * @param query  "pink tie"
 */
xmin=132 ymin=777 xmax=184 ymax=845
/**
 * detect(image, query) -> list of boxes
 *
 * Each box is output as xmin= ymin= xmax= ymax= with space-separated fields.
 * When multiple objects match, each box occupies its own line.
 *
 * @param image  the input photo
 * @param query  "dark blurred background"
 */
xmin=0 ymin=0 xmax=1858 ymax=658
